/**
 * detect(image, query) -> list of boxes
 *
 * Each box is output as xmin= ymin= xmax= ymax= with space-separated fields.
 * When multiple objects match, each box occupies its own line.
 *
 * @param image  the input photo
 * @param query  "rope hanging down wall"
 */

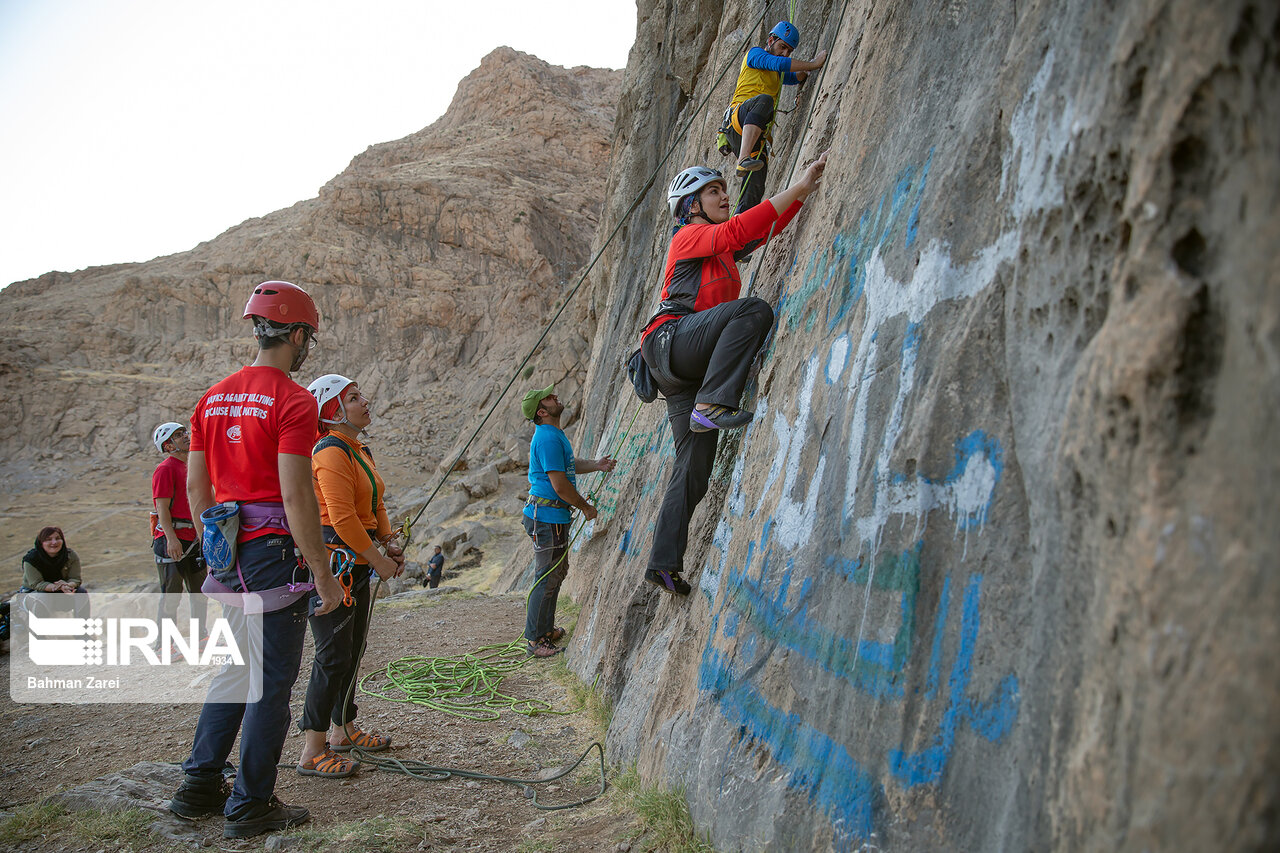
xmin=329 ymin=2 xmax=783 ymax=812
xmin=401 ymin=0 xmax=779 ymax=534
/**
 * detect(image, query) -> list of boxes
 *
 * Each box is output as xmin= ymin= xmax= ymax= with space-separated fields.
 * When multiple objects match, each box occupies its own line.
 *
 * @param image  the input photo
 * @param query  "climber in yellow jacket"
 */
xmin=723 ymin=21 xmax=827 ymax=213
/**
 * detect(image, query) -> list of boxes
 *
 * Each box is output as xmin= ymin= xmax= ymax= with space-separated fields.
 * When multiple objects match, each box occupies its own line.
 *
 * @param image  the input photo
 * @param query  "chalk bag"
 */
xmin=200 ymin=502 xmax=240 ymax=574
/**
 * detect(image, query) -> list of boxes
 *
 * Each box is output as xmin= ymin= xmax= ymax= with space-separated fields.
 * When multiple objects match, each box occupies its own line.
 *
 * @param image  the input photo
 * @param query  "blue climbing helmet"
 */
xmin=667 ymin=166 xmax=726 ymax=218
xmin=770 ymin=21 xmax=800 ymax=48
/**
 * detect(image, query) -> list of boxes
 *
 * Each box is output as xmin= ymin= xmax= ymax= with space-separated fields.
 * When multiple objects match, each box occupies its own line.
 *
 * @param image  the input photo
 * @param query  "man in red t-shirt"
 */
xmin=169 ymin=281 xmax=343 ymax=840
xmin=151 ymin=421 xmax=205 ymax=627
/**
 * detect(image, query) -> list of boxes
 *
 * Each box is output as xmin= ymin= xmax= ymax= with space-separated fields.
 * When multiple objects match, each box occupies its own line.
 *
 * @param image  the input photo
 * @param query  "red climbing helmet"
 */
xmin=242 ymin=281 xmax=321 ymax=332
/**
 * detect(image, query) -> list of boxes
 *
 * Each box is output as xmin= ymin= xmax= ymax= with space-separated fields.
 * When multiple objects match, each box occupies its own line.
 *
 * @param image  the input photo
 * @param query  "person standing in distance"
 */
xmin=425 ymin=545 xmax=444 ymax=589
xmin=151 ymin=422 xmax=206 ymax=630
xmin=168 ymin=281 xmax=343 ymax=840
xmin=520 ymin=385 xmax=614 ymax=657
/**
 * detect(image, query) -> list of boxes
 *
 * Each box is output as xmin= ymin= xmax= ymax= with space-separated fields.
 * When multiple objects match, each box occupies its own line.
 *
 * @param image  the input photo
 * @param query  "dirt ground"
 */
xmin=0 ymin=457 xmax=646 ymax=852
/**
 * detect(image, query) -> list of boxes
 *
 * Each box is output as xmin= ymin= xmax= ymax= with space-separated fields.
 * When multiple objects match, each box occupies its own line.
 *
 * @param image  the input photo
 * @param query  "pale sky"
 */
xmin=0 ymin=0 xmax=636 ymax=288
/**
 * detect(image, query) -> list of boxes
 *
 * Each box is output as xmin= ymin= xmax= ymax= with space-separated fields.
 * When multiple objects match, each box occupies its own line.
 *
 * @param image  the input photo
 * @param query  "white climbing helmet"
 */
xmin=308 ymin=373 xmax=355 ymax=427
xmin=667 ymin=166 xmax=726 ymax=217
xmin=152 ymin=422 xmax=185 ymax=453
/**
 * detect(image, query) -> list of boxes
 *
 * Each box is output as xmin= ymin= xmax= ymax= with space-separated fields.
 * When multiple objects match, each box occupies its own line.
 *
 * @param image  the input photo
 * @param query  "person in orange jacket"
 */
xmin=295 ymin=373 xmax=404 ymax=779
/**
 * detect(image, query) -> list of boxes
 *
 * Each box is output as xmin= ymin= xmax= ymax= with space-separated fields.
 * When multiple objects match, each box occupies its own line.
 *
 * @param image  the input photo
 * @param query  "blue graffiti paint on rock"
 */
xmin=888 ymin=575 xmax=1022 ymax=787
xmin=699 ymin=646 xmax=878 ymax=847
xmin=778 ymin=150 xmax=933 ymax=335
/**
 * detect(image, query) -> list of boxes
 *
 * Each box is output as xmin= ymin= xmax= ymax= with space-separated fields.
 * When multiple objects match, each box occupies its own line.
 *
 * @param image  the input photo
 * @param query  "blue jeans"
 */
xmin=523 ymin=515 xmax=568 ymax=643
xmin=182 ymin=535 xmax=308 ymax=818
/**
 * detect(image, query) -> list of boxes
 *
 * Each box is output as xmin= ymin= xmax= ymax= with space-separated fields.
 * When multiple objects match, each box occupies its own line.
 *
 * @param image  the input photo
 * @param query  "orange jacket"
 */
xmin=312 ymin=431 xmax=391 ymax=562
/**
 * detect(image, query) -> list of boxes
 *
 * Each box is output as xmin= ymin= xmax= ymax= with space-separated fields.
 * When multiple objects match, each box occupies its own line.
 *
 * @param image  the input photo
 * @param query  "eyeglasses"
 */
xmin=295 ymin=326 xmax=318 ymax=350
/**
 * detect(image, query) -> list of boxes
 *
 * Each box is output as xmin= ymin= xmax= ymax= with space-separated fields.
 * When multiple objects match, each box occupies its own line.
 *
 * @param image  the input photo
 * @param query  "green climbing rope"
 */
xmin=358 ymin=640 xmax=567 ymax=722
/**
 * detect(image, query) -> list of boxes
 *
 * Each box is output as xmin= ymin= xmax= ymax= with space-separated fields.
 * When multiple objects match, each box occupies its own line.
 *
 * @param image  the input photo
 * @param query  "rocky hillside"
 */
xmin=497 ymin=0 xmax=1278 ymax=850
xmin=3 ymin=4 xmax=1275 ymax=851
xmin=0 ymin=48 xmax=621 ymax=488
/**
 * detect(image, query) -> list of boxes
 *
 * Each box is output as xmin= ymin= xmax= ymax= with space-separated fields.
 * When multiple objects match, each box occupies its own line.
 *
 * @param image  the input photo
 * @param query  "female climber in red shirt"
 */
xmin=640 ymin=151 xmax=828 ymax=596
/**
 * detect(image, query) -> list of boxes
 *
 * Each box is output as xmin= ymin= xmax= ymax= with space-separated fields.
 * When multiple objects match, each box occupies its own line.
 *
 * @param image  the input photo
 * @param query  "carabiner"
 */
xmin=327 ymin=546 xmax=357 ymax=608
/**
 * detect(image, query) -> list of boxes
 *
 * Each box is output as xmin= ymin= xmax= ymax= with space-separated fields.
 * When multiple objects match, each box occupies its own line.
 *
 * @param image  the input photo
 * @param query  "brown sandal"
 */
xmin=296 ymin=749 xmax=358 ymax=778
xmin=329 ymin=728 xmax=391 ymax=753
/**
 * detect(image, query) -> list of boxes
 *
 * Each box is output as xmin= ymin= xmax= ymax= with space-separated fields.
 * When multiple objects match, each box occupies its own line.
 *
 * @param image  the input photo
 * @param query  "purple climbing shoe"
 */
xmin=645 ymin=569 xmax=692 ymax=596
xmin=689 ymin=405 xmax=754 ymax=433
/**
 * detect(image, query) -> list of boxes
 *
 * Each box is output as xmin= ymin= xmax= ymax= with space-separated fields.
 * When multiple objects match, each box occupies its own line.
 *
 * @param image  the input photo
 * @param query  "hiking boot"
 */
xmin=689 ymin=405 xmax=754 ymax=433
xmin=168 ymin=774 xmax=231 ymax=820
xmin=645 ymin=569 xmax=692 ymax=596
xmin=222 ymin=795 xmax=309 ymax=839
xmin=527 ymin=637 xmax=564 ymax=658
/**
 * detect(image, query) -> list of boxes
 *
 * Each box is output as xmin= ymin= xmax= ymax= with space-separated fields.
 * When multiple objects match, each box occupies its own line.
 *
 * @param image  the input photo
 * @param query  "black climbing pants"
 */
xmin=299 ymin=574 xmax=372 ymax=733
xmin=729 ymin=95 xmax=774 ymax=215
xmin=153 ymin=537 xmax=207 ymax=627
xmin=667 ymin=296 xmax=775 ymax=410
xmin=644 ymin=297 xmax=774 ymax=573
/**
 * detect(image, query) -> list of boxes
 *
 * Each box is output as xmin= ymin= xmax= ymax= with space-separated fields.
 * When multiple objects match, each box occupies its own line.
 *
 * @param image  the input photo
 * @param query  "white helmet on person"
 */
xmin=308 ymin=373 xmax=355 ymax=428
xmin=152 ymin=422 xmax=185 ymax=453
xmin=667 ymin=166 xmax=726 ymax=218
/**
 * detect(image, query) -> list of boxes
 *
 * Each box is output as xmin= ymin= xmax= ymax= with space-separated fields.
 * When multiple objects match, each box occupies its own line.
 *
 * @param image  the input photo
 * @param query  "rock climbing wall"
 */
xmin=557 ymin=0 xmax=1279 ymax=849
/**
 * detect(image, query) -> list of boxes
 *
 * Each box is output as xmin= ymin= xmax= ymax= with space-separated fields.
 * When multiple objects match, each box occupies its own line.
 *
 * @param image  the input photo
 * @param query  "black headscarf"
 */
xmin=24 ymin=527 xmax=69 ymax=585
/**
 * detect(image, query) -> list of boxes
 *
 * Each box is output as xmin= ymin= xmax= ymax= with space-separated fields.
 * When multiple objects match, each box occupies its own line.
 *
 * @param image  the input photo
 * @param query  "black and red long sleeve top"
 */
xmin=641 ymin=199 xmax=803 ymax=341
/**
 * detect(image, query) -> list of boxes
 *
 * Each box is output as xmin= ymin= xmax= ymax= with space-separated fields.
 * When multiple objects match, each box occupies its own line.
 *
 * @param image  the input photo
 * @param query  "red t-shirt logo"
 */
xmin=227 ymin=425 xmax=243 ymax=443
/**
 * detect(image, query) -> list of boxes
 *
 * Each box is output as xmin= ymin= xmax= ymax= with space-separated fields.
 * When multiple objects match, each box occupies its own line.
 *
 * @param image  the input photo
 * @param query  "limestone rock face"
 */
xmin=0 ymin=48 xmax=621 ymax=486
xmin=499 ymin=1 xmax=1278 ymax=851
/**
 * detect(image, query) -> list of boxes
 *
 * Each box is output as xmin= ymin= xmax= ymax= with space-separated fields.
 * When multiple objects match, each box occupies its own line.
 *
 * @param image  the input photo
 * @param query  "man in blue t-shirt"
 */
xmin=520 ymin=384 xmax=615 ymax=657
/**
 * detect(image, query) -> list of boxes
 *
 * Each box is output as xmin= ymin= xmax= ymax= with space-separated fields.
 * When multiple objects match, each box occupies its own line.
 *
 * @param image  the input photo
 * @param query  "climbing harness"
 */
xmin=199 ymin=501 xmax=317 ymax=612
xmin=526 ymin=494 xmax=571 ymax=511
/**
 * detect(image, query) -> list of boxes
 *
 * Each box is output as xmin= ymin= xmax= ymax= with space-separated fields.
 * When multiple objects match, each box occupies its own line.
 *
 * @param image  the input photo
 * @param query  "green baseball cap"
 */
xmin=521 ymin=384 xmax=555 ymax=420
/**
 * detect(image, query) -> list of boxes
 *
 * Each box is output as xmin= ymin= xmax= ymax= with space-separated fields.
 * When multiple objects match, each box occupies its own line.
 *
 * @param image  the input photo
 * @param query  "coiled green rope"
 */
xmin=357 ymin=641 xmax=568 ymax=722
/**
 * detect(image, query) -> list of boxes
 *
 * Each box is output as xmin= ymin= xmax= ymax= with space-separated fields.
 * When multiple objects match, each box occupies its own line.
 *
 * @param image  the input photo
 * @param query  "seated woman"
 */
xmin=21 ymin=526 xmax=90 ymax=618
xmin=295 ymin=374 xmax=404 ymax=778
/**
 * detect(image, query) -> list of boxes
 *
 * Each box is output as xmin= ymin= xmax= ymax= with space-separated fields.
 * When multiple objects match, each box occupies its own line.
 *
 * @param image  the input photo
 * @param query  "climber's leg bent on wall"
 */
xmin=671 ymin=296 xmax=774 ymax=430
xmin=729 ymin=95 xmax=774 ymax=214
xmin=642 ymin=297 xmax=773 ymax=595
